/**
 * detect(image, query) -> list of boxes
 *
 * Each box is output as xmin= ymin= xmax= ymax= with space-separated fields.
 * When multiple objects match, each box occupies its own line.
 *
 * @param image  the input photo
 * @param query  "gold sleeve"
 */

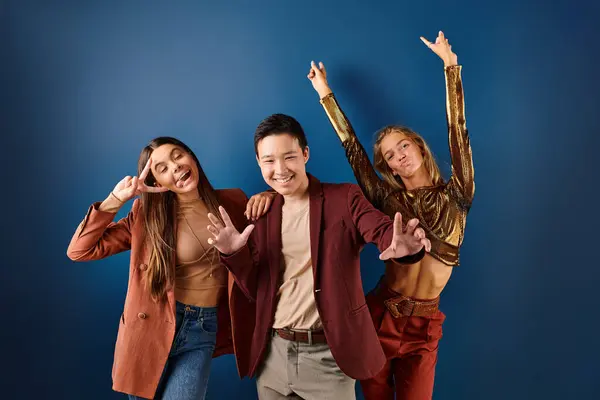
xmin=320 ymin=93 xmax=388 ymax=208
xmin=444 ymin=65 xmax=475 ymax=207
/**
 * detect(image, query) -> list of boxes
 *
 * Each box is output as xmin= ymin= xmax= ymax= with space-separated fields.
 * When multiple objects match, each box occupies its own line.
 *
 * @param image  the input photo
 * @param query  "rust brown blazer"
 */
xmin=67 ymin=189 xmax=253 ymax=399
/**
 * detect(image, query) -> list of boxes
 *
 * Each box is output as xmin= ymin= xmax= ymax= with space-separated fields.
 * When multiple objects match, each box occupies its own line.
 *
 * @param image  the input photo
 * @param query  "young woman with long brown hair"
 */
xmin=67 ymin=137 xmax=262 ymax=400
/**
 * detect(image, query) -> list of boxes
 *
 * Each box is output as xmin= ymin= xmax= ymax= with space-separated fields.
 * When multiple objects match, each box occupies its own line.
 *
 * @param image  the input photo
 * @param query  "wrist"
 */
xmin=220 ymin=246 xmax=240 ymax=257
xmin=318 ymin=87 xmax=333 ymax=99
xmin=99 ymin=192 xmax=125 ymax=212
xmin=111 ymin=191 xmax=125 ymax=203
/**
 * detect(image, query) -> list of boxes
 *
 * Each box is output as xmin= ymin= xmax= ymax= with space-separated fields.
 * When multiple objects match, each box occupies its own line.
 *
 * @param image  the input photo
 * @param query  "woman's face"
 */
xmin=149 ymin=144 xmax=200 ymax=195
xmin=379 ymin=131 xmax=424 ymax=179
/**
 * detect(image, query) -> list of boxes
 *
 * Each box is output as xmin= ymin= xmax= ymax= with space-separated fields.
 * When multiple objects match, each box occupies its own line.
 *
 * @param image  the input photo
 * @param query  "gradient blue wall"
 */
xmin=2 ymin=0 xmax=599 ymax=398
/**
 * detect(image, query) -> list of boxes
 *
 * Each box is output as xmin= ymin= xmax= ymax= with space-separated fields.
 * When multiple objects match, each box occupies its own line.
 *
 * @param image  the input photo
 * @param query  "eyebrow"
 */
xmin=260 ymin=151 xmax=297 ymax=160
xmin=384 ymin=139 xmax=409 ymax=157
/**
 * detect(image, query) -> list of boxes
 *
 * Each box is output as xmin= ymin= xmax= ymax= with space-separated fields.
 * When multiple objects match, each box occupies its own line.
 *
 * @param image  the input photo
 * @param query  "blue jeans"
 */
xmin=129 ymin=302 xmax=218 ymax=400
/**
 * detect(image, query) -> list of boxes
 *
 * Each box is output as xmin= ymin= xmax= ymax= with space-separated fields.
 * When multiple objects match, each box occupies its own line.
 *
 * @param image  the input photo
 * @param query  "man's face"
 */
xmin=256 ymin=133 xmax=309 ymax=197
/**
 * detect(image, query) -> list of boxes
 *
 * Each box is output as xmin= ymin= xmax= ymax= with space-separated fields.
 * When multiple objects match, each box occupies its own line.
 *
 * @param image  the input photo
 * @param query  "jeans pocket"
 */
xmin=200 ymin=314 xmax=218 ymax=335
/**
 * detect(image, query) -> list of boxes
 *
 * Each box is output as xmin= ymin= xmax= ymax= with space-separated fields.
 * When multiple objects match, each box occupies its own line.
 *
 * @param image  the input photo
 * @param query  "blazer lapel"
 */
xmin=267 ymin=194 xmax=284 ymax=295
xmin=307 ymin=174 xmax=324 ymax=285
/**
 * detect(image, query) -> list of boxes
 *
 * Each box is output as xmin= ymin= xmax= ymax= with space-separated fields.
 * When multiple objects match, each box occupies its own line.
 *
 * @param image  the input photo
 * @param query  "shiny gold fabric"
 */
xmin=319 ymin=65 xmax=474 ymax=266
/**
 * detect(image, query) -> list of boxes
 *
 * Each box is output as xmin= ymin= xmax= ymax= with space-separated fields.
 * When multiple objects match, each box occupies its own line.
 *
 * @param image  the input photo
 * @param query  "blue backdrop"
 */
xmin=2 ymin=0 xmax=599 ymax=399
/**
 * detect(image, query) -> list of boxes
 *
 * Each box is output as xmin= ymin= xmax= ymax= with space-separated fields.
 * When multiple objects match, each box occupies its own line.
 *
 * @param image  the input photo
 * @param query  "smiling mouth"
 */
xmin=177 ymin=170 xmax=191 ymax=183
xmin=274 ymin=175 xmax=293 ymax=184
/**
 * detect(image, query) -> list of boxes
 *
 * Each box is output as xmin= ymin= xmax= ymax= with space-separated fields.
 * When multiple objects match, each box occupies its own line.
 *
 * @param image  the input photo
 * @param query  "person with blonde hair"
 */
xmin=307 ymin=31 xmax=475 ymax=399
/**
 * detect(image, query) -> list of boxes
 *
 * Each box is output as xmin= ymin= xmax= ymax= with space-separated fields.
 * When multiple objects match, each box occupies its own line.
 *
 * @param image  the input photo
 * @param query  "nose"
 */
xmin=173 ymin=163 xmax=182 ymax=173
xmin=274 ymin=159 xmax=287 ymax=175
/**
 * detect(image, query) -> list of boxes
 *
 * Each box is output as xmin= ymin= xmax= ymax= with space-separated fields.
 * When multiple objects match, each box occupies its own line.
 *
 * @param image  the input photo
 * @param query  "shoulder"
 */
xmin=130 ymin=198 xmax=143 ymax=218
xmin=215 ymin=188 xmax=248 ymax=207
xmin=322 ymin=182 xmax=363 ymax=199
xmin=441 ymin=182 xmax=472 ymax=211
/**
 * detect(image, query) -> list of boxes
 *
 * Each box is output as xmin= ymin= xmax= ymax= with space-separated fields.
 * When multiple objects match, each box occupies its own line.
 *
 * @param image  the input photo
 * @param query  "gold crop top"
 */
xmin=320 ymin=65 xmax=474 ymax=266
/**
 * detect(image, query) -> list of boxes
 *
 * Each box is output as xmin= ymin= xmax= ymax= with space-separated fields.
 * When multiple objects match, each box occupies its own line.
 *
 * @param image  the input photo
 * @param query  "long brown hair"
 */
xmin=137 ymin=137 xmax=222 ymax=301
xmin=373 ymin=125 xmax=443 ymax=190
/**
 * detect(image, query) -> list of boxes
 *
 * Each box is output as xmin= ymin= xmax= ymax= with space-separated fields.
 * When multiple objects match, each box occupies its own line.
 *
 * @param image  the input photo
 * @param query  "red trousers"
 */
xmin=360 ymin=278 xmax=446 ymax=400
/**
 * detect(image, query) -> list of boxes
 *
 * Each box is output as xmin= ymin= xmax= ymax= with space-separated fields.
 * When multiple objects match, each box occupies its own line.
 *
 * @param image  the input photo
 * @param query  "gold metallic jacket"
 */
xmin=320 ymin=65 xmax=474 ymax=266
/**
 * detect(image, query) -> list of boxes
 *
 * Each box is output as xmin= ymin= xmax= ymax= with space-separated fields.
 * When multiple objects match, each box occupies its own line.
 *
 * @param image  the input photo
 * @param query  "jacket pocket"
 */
xmin=349 ymin=302 xmax=368 ymax=316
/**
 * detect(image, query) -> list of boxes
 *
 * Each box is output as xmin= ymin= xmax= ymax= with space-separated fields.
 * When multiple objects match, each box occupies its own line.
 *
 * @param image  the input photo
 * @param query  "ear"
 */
xmin=303 ymin=146 xmax=310 ymax=163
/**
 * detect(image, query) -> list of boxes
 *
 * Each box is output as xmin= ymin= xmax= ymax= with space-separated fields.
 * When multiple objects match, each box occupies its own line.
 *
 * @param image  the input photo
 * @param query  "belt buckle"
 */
xmin=384 ymin=298 xmax=414 ymax=318
xmin=307 ymin=330 xmax=313 ymax=346
xmin=384 ymin=298 xmax=401 ymax=318
xmin=400 ymin=299 xmax=415 ymax=316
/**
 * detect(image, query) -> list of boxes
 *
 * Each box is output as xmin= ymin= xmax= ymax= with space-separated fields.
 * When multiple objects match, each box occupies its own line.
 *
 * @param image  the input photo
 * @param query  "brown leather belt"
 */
xmin=273 ymin=328 xmax=327 ymax=345
xmin=383 ymin=295 xmax=440 ymax=318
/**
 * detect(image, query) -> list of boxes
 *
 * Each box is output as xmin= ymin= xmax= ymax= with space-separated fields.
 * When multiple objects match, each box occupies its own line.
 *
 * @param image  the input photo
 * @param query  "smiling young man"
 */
xmin=206 ymin=114 xmax=431 ymax=400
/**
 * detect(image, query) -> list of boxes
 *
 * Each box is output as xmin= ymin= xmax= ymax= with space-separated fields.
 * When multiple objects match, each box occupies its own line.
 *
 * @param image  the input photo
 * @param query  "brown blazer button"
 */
xmin=139 ymin=264 xmax=148 ymax=271
xmin=138 ymin=312 xmax=147 ymax=319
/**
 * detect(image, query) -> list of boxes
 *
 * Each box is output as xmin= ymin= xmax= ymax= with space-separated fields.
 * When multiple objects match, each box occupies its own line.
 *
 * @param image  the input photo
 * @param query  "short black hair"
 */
xmin=254 ymin=113 xmax=308 ymax=155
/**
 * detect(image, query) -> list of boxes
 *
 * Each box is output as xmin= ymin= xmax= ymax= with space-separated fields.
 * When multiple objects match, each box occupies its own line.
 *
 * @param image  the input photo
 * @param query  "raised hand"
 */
xmin=379 ymin=213 xmax=432 ymax=261
xmin=307 ymin=60 xmax=332 ymax=99
xmin=420 ymin=31 xmax=458 ymax=67
xmin=111 ymin=158 xmax=168 ymax=204
xmin=245 ymin=191 xmax=276 ymax=221
xmin=207 ymin=206 xmax=255 ymax=255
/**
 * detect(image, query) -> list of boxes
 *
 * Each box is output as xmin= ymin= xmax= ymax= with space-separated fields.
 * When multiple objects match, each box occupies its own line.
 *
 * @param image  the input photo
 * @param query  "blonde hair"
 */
xmin=373 ymin=125 xmax=443 ymax=190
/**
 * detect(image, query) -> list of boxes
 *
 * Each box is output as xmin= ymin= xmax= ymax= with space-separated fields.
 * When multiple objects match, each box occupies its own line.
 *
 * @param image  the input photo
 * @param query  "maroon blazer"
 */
xmin=222 ymin=174 xmax=425 ymax=380
xmin=66 ymin=189 xmax=254 ymax=399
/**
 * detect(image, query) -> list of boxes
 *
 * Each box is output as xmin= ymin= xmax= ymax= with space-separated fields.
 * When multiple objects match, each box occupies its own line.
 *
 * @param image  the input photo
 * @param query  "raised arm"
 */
xmin=421 ymin=32 xmax=475 ymax=208
xmin=66 ymin=158 xmax=167 ymax=261
xmin=308 ymin=61 xmax=389 ymax=209
xmin=66 ymin=200 xmax=135 ymax=261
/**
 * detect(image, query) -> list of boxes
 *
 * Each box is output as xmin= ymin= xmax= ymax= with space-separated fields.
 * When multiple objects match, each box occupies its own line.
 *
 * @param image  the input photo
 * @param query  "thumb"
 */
xmin=240 ymin=224 xmax=255 ymax=242
xmin=379 ymin=247 xmax=393 ymax=260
